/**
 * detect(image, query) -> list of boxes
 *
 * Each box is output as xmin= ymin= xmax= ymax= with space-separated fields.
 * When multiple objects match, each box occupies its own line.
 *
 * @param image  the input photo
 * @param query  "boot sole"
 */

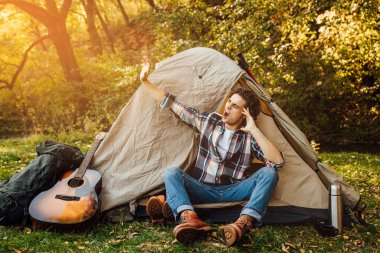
xmin=162 ymin=201 xmax=174 ymax=222
xmin=175 ymin=226 xmax=212 ymax=244
xmin=219 ymin=226 xmax=239 ymax=246
xmin=146 ymin=197 xmax=163 ymax=224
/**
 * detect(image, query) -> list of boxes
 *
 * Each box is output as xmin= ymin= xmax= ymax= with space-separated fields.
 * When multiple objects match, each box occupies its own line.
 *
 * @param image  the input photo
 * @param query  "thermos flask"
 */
xmin=329 ymin=184 xmax=343 ymax=233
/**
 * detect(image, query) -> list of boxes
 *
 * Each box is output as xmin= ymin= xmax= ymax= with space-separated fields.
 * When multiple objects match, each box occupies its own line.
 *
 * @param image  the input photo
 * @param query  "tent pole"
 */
xmin=236 ymin=52 xmax=261 ymax=87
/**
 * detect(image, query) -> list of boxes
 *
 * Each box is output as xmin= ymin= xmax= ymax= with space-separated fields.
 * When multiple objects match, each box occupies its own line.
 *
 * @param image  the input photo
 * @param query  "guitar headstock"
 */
xmin=95 ymin=132 xmax=107 ymax=140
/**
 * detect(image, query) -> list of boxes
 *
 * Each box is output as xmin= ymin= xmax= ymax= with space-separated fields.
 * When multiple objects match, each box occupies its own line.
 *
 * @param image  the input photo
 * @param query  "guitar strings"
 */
xmin=69 ymin=177 xmax=83 ymax=187
xmin=66 ymin=138 xmax=103 ymax=188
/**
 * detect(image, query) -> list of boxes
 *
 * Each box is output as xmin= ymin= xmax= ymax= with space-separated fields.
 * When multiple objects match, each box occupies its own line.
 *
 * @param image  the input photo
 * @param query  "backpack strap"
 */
xmin=22 ymin=207 xmax=29 ymax=226
xmin=347 ymin=203 xmax=368 ymax=226
xmin=313 ymin=219 xmax=339 ymax=237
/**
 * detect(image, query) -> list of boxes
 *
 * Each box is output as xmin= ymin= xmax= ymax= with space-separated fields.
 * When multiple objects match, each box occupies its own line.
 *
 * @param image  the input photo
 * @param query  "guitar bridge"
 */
xmin=55 ymin=195 xmax=80 ymax=201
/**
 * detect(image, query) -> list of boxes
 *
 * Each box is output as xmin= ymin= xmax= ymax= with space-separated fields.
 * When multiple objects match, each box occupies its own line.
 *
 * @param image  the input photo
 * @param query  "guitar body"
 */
xmin=29 ymin=168 xmax=102 ymax=231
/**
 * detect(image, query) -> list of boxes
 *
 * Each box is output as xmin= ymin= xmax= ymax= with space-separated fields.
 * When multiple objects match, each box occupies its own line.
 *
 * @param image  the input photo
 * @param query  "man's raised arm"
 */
xmin=139 ymin=62 xmax=210 ymax=134
xmin=140 ymin=62 xmax=166 ymax=102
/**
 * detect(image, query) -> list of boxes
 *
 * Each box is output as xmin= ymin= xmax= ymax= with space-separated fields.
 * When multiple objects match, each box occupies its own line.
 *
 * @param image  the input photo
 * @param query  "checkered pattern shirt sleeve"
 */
xmin=160 ymin=93 xmax=210 ymax=133
xmin=251 ymin=139 xmax=285 ymax=171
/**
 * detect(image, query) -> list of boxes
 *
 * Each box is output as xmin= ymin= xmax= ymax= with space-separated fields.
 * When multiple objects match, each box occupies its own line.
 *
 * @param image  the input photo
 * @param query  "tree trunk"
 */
xmin=0 ymin=0 xmax=83 ymax=82
xmin=47 ymin=22 xmax=83 ymax=82
xmin=200 ymin=0 xmax=225 ymax=6
xmin=115 ymin=0 xmax=129 ymax=25
xmin=97 ymin=1 xmax=111 ymax=27
xmin=94 ymin=3 xmax=115 ymax=53
xmin=145 ymin=0 xmax=156 ymax=10
xmin=31 ymin=20 xmax=48 ymax=51
xmin=81 ymin=0 xmax=103 ymax=55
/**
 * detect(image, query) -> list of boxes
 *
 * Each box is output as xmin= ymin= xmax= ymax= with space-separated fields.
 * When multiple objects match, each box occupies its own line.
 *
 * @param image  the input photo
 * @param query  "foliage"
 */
xmin=268 ymin=0 xmax=380 ymax=144
xmin=0 ymin=135 xmax=379 ymax=252
xmin=145 ymin=0 xmax=380 ymax=145
xmin=0 ymin=0 xmax=379 ymax=145
xmin=0 ymin=2 xmax=142 ymax=136
xmin=0 ymin=50 xmax=140 ymax=136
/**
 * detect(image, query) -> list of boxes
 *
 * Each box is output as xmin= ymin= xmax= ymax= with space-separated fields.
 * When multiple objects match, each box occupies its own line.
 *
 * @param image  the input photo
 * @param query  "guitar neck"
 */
xmin=75 ymin=137 xmax=103 ymax=178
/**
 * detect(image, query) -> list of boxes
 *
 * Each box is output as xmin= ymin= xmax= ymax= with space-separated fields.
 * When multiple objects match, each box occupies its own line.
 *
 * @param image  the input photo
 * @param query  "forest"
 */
xmin=0 ymin=1 xmax=379 ymax=252
xmin=0 ymin=0 xmax=379 ymax=147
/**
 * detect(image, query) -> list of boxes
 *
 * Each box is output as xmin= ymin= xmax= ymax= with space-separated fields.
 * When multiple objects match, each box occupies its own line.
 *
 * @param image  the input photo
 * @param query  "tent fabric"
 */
xmin=91 ymin=47 xmax=243 ymax=212
xmin=91 ymin=47 xmax=360 ymax=222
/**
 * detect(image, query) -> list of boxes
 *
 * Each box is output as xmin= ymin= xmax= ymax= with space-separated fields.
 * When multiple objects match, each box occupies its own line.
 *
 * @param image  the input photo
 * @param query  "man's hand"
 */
xmin=138 ymin=59 xmax=165 ymax=102
xmin=240 ymin=108 xmax=258 ymax=134
xmin=140 ymin=62 xmax=151 ymax=82
xmin=241 ymin=107 xmax=284 ymax=165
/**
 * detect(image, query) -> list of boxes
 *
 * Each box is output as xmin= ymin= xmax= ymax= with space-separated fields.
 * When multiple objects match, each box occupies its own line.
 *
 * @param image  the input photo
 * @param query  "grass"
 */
xmin=0 ymin=132 xmax=379 ymax=252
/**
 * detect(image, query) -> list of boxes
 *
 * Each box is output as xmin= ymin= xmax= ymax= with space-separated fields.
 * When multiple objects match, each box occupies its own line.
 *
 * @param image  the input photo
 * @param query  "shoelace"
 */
xmin=180 ymin=213 xmax=192 ymax=223
xmin=234 ymin=218 xmax=252 ymax=231
xmin=180 ymin=212 xmax=199 ymax=224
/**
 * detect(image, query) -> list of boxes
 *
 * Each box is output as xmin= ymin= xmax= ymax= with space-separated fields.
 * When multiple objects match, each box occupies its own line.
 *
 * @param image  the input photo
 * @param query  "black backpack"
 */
xmin=0 ymin=141 xmax=84 ymax=226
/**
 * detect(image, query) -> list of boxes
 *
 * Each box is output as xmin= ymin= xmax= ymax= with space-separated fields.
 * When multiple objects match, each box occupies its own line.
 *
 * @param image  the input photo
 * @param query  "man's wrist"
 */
xmin=160 ymin=93 xmax=175 ymax=109
xmin=249 ymin=127 xmax=260 ymax=136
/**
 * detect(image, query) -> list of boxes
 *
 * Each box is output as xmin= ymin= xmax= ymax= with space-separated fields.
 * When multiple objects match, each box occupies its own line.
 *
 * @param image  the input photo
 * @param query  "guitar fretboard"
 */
xmin=75 ymin=135 xmax=105 ymax=178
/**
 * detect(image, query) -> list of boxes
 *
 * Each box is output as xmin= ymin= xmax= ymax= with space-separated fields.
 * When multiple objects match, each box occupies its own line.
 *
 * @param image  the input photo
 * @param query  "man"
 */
xmin=140 ymin=62 xmax=284 ymax=245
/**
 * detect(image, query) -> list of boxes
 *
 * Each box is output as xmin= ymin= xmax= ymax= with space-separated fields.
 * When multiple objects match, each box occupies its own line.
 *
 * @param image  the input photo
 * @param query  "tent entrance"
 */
xmin=134 ymin=197 xmax=330 ymax=224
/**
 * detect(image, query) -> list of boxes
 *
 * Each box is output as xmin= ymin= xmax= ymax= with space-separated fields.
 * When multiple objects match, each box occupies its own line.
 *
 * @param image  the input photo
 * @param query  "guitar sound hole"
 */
xmin=68 ymin=177 xmax=84 ymax=188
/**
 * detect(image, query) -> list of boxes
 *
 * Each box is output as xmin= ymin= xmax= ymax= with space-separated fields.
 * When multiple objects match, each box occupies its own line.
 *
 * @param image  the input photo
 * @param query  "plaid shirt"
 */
xmin=161 ymin=93 xmax=284 ymax=185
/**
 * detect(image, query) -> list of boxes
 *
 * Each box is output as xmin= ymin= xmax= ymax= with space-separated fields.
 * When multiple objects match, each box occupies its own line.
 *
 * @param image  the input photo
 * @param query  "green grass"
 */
xmin=0 ymin=133 xmax=379 ymax=252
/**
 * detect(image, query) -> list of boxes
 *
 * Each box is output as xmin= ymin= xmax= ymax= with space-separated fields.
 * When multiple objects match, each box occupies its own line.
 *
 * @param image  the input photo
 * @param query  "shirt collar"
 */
xmin=216 ymin=121 xmax=245 ymax=135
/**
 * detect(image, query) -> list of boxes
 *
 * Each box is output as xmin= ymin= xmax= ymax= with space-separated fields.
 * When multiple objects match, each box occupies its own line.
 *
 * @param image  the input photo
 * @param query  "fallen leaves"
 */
xmin=281 ymin=243 xmax=290 ymax=252
xmin=107 ymin=239 xmax=123 ymax=245
xmin=23 ymin=228 xmax=31 ymax=234
xmin=280 ymin=242 xmax=304 ymax=252
xmin=285 ymin=242 xmax=297 ymax=249
xmin=203 ymin=241 xmax=226 ymax=248
xmin=128 ymin=232 xmax=139 ymax=239
xmin=136 ymin=242 xmax=166 ymax=252
xmin=354 ymin=239 xmax=365 ymax=247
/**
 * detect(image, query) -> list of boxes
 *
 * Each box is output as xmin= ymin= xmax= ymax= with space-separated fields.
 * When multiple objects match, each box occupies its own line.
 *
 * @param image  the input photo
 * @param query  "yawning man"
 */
xmin=139 ymin=62 xmax=285 ymax=245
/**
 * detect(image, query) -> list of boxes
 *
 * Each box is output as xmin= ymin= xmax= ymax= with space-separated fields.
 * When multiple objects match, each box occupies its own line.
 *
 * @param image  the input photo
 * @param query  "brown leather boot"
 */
xmin=174 ymin=210 xmax=212 ymax=244
xmin=146 ymin=195 xmax=174 ymax=225
xmin=162 ymin=200 xmax=174 ymax=224
xmin=219 ymin=216 xmax=253 ymax=246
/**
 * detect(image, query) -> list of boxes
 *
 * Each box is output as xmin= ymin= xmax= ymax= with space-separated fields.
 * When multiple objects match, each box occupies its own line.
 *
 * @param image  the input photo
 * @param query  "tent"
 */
xmin=91 ymin=47 xmax=360 ymax=224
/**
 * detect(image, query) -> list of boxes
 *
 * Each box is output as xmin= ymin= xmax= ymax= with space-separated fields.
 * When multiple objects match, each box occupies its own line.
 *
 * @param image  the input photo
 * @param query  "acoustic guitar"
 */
xmin=29 ymin=132 xmax=106 ymax=231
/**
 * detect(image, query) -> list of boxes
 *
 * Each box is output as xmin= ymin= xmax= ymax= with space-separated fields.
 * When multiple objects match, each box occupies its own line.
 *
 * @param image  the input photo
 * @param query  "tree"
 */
xmin=114 ymin=0 xmax=129 ymax=26
xmin=94 ymin=2 xmax=115 ymax=53
xmin=80 ymin=0 xmax=103 ymax=55
xmin=0 ymin=35 xmax=49 ymax=90
xmin=0 ymin=0 xmax=83 ymax=82
xmin=145 ymin=0 xmax=156 ymax=10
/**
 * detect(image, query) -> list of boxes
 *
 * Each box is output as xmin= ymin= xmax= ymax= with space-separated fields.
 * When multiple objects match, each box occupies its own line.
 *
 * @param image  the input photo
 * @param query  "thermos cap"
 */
xmin=330 ymin=184 xmax=342 ymax=195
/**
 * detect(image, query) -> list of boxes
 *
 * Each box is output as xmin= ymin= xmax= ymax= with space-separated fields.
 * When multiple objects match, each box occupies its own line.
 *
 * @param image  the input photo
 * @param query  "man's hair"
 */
xmin=231 ymin=87 xmax=261 ymax=120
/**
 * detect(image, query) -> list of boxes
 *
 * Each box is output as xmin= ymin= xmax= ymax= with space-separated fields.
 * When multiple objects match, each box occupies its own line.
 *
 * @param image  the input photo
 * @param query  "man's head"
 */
xmin=222 ymin=88 xmax=261 ymax=130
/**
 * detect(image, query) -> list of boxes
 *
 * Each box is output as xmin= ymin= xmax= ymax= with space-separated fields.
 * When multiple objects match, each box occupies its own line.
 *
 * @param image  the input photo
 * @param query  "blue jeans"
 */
xmin=163 ymin=167 xmax=278 ymax=225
